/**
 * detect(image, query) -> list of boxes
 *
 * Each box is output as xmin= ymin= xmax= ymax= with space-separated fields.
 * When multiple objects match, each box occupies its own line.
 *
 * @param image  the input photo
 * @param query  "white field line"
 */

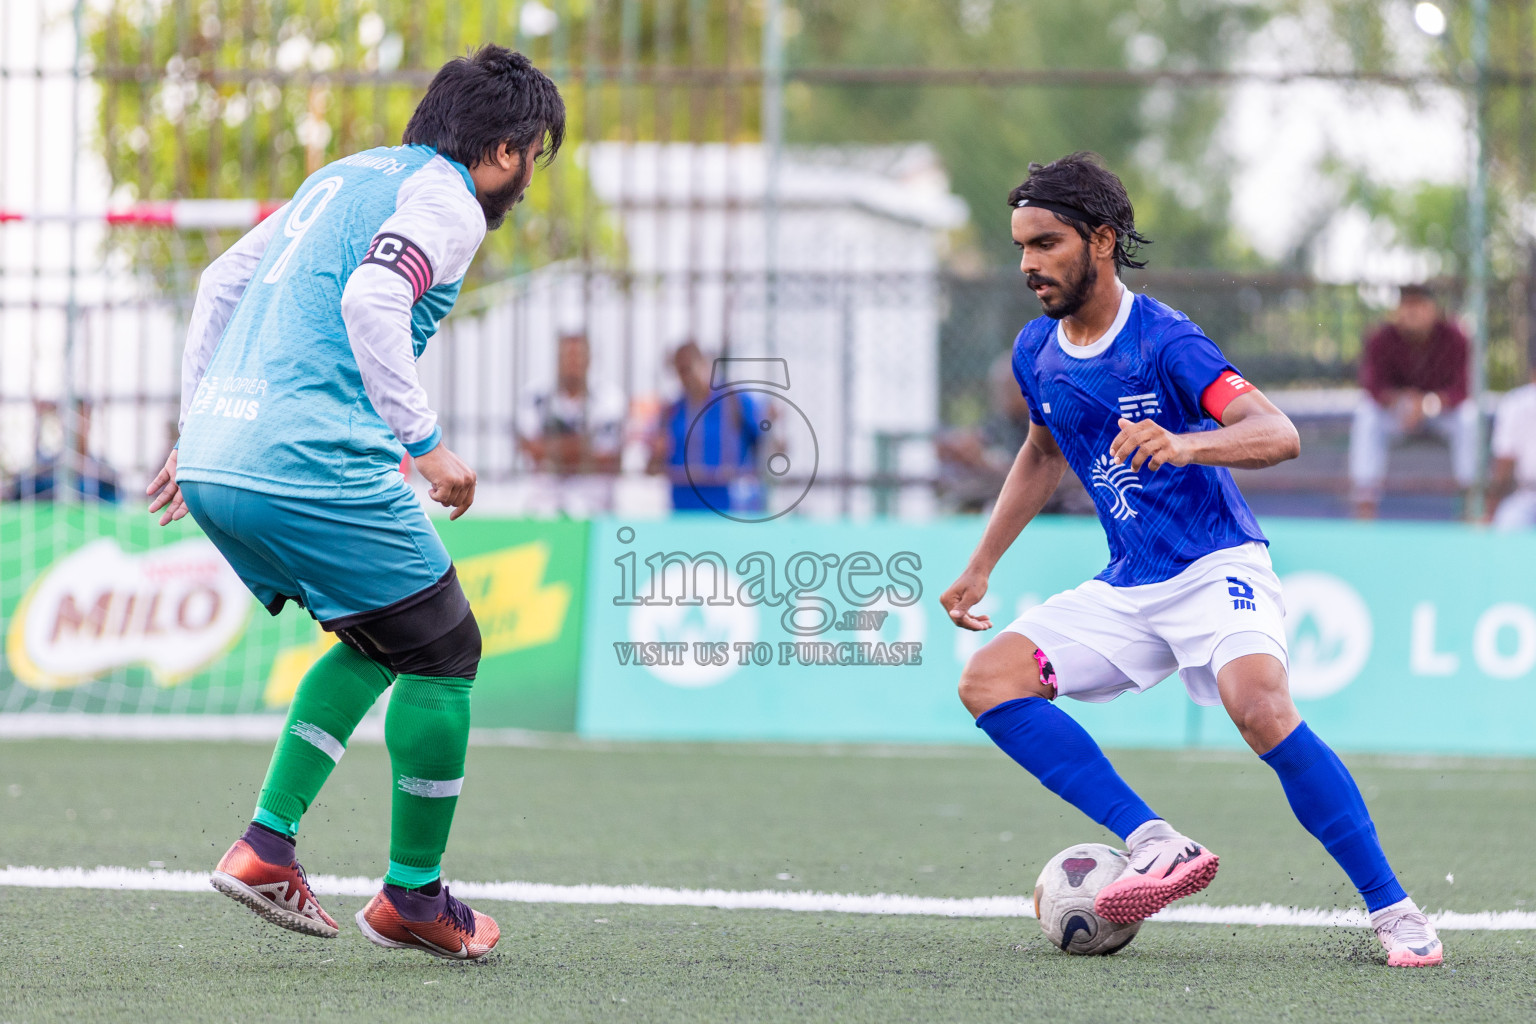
xmin=0 ymin=715 xmax=291 ymax=741
xmin=10 ymin=717 xmax=1536 ymax=769
xmin=0 ymin=717 xmax=981 ymax=757
xmin=4 ymin=866 xmax=1534 ymax=931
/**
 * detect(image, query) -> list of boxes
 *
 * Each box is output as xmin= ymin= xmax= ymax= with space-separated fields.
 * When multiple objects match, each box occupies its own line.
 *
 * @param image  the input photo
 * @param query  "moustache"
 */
xmin=1025 ymin=274 xmax=1059 ymax=290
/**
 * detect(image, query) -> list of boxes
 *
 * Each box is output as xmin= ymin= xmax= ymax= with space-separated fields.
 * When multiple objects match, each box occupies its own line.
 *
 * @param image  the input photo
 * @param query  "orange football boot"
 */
xmin=210 ymin=832 xmax=339 ymax=939
xmin=356 ymin=883 xmax=500 ymax=961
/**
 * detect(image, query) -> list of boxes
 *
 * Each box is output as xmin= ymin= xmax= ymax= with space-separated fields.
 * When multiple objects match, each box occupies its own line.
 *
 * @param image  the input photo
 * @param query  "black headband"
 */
xmin=1014 ymin=197 xmax=1098 ymax=227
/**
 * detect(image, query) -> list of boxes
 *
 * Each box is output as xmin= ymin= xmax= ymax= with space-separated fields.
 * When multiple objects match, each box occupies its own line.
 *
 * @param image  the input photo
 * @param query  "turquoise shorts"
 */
xmin=179 ymin=479 xmax=451 ymax=625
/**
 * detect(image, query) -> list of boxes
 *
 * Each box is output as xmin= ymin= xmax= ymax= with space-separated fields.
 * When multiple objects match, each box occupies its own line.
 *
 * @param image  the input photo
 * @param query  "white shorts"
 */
xmin=1003 ymin=542 xmax=1289 ymax=707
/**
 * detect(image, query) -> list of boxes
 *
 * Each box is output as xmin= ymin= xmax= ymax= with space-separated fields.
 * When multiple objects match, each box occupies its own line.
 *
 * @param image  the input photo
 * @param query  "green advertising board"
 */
xmin=0 ymin=506 xmax=588 ymax=731
xmin=430 ymin=516 xmax=590 ymax=732
xmin=10 ymin=503 xmax=1534 ymax=755
xmin=576 ymin=515 xmax=1536 ymax=756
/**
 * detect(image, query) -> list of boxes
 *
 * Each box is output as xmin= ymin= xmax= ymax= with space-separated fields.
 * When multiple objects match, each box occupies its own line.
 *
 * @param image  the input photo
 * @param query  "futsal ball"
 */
xmin=1033 ymin=843 xmax=1142 ymax=955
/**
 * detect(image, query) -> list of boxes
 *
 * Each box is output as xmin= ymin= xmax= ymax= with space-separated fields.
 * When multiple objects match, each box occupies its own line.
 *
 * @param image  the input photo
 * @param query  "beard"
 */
xmin=1027 ymin=243 xmax=1097 ymax=320
xmin=478 ymin=163 xmax=532 ymax=231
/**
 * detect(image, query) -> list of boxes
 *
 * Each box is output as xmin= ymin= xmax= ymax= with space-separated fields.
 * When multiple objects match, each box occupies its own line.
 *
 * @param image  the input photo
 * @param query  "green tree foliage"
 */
xmin=117 ymin=3 xmax=1525 ymax=387
xmin=90 ymin=0 xmax=1283 ymax=292
xmin=84 ymin=0 xmax=663 ymax=292
xmin=1283 ymin=0 xmax=1534 ymax=383
xmin=1339 ymin=173 xmax=1496 ymax=279
xmin=783 ymin=0 xmax=1271 ymax=268
xmin=1297 ymin=0 xmax=1535 ymax=271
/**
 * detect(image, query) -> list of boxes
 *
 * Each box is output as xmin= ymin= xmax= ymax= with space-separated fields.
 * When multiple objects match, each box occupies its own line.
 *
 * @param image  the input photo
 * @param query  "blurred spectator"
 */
xmin=516 ymin=331 xmax=627 ymax=516
xmin=1486 ymin=363 xmax=1536 ymax=529
xmin=2 ymin=453 xmax=120 ymax=503
xmin=2 ymin=401 xmax=120 ymax=503
xmin=649 ymin=341 xmax=765 ymax=514
xmin=936 ymin=352 xmax=1092 ymax=515
xmin=1349 ymin=284 xmax=1476 ymax=518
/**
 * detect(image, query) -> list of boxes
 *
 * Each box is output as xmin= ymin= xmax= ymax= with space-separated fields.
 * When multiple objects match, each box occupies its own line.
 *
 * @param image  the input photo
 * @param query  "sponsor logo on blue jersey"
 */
xmin=1089 ymin=453 xmax=1143 ymax=520
xmin=1011 ymin=291 xmax=1268 ymax=587
xmin=1117 ymin=392 xmax=1161 ymax=420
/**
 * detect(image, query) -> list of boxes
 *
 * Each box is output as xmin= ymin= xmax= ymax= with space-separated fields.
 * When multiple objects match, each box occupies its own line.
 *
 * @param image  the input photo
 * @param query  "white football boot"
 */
xmin=1093 ymin=819 xmax=1220 ymax=924
xmin=1371 ymin=898 xmax=1444 ymax=967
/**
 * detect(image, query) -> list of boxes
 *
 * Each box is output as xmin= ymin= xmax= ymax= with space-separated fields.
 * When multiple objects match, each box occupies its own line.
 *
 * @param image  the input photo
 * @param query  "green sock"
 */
xmin=255 ymin=643 xmax=394 ymax=834
xmin=383 ymin=673 xmax=472 ymax=886
xmin=386 ymin=860 xmax=442 ymax=888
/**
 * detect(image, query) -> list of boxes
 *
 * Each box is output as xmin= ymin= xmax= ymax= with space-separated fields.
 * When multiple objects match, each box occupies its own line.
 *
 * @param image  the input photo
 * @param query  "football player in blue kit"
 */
xmin=940 ymin=153 xmax=1442 ymax=967
xmin=146 ymin=46 xmax=564 ymax=960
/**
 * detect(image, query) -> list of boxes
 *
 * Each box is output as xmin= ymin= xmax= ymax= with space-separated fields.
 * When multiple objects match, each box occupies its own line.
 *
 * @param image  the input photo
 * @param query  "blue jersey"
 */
xmin=665 ymin=391 xmax=765 ymax=512
xmin=177 ymin=145 xmax=485 ymax=498
xmin=1011 ymin=288 xmax=1266 ymax=587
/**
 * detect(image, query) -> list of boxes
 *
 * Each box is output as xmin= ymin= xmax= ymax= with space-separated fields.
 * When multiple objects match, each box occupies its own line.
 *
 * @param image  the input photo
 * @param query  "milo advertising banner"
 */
xmin=0 ymin=507 xmax=588 ymax=731
xmin=577 ymin=515 xmax=1536 ymax=756
xmin=9 ymin=504 xmax=1534 ymax=754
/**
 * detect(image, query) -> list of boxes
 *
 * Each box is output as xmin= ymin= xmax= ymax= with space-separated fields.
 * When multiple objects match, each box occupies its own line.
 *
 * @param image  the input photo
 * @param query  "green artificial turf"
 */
xmin=1 ymin=738 xmax=1533 ymax=1022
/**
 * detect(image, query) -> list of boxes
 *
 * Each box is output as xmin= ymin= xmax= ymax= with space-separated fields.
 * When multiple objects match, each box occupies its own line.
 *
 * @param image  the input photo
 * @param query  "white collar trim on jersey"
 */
xmin=1055 ymin=282 xmax=1133 ymax=359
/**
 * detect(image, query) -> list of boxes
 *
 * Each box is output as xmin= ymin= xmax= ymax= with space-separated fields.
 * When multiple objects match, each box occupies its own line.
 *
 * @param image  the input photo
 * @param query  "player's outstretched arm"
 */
xmin=942 ymin=421 xmax=1068 ymax=631
xmin=1110 ymin=390 xmax=1300 ymax=472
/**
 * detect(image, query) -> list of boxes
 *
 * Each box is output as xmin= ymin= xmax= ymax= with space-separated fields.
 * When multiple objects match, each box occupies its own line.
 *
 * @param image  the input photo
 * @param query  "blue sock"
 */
xmin=1260 ymin=721 xmax=1407 ymax=912
xmin=976 ymin=697 xmax=1157 ymax=841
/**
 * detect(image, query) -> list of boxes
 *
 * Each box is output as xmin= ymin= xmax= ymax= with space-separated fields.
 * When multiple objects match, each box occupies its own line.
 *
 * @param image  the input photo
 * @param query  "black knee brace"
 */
xmin=327 ymin=566 xmax=482 ymax=680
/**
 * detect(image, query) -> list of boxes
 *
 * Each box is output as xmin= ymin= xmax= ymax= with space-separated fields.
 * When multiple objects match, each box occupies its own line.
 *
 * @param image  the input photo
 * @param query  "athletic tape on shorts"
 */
xmin=396 ymin=776 xmax=465 ymax=799
xmin=289 ymin=721 xmax=345 ymax=764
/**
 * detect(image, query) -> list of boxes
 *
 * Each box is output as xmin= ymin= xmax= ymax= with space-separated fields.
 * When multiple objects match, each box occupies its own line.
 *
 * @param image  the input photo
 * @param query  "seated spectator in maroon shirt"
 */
xmin=1349 ymin=284 xmax=1477 ymax=518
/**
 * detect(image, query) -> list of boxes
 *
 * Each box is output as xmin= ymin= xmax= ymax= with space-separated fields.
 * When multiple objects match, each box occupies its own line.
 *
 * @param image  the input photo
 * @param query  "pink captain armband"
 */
xmin=1033 ymin=647 xmax=1059 ymax=698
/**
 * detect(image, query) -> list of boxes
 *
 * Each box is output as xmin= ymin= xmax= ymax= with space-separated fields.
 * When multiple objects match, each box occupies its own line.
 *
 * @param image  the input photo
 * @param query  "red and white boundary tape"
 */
xmin=0 ymin=200 xmax=283 ymax=229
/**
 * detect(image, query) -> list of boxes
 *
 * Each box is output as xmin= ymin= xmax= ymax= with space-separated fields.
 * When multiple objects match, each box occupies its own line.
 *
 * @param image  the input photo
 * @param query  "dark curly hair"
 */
xmin=403 ymin=44 xmax=565 ymax=169
xmin=1007 ymin=152 xmax=1150 ymax=271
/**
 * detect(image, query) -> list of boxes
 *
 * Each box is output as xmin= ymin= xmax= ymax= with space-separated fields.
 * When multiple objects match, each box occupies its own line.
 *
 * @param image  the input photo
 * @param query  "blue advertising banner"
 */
xmin=577 ymin=516 xmax=1536 ymax=756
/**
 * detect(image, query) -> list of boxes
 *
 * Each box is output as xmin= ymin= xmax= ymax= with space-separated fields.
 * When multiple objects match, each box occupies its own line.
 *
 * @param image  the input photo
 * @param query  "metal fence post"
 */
xmin=1468 ymin=0 xmax=1491 ymax=519
xmin=762 ymin=0 xmax=783 ymax=357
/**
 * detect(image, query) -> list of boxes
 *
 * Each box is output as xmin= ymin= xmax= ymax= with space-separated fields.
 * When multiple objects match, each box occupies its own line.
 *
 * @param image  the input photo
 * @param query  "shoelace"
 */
xmin=438 ymin=885 xmax=477 ymax=935
xmin=1379 ymin=911 xmax=1435 ymax=945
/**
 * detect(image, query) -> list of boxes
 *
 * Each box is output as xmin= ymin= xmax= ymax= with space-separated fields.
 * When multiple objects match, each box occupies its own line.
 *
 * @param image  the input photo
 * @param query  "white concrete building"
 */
xmin=428 ymin=141 xmax=967 ymax=518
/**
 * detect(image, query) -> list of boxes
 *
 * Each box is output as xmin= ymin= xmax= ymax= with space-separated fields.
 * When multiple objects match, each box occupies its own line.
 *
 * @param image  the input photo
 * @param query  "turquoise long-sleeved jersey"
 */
xmin=176 ymin=144 xmax=486 ymax=498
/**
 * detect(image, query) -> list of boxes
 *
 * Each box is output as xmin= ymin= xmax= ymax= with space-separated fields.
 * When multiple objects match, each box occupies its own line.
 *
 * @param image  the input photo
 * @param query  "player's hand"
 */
xmin=146 ymin=448 xmax=188 ymax=526
xmin=941 ymin=568 xmax=993 ymax=631
xmin=414 ymin=444 xmax=477 ymax=520
xmin=1110 ymin=417 xmax=1192 ymax=472
xmin=1396 ymin=390 xmax=1428 ymax=433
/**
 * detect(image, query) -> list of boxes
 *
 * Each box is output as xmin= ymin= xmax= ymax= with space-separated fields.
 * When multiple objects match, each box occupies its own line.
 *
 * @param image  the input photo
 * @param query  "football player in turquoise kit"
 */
xmin=146 ymin=45 xmax=564 ymax=961
xmin=940 ymin=153 xmax=1442 ymax=967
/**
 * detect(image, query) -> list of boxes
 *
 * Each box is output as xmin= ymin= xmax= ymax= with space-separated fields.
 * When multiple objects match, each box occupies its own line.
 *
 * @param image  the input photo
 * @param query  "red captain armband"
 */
xmin=1200 ymin=369 xmax=1256 ymax=422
